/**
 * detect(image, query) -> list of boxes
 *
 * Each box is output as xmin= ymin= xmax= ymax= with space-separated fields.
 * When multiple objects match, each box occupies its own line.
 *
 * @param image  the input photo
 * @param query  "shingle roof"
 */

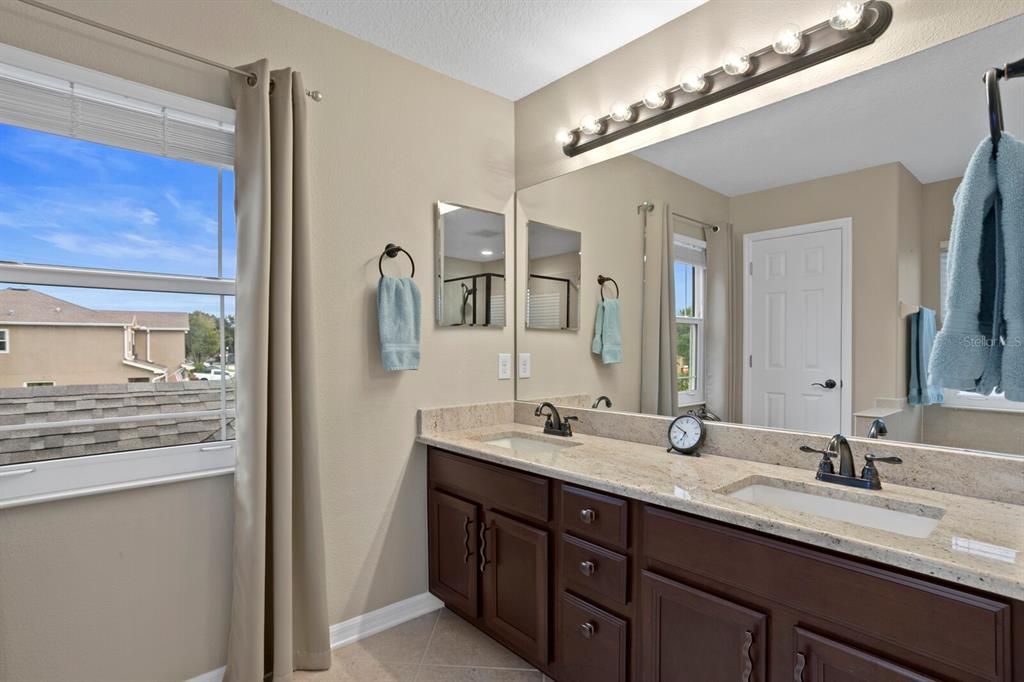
xmin=0 ymin=288 xmax=189 ymax=329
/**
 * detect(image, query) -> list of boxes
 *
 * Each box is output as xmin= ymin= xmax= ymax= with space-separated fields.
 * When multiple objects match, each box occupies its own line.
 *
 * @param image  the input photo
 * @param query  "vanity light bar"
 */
xmin=557 ymin=0 xmax=893 ymax=157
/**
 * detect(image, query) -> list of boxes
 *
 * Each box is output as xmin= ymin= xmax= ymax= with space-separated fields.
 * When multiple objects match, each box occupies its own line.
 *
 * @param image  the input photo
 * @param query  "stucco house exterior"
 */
xmin=0 ymin=288 xmax=189 ymax=388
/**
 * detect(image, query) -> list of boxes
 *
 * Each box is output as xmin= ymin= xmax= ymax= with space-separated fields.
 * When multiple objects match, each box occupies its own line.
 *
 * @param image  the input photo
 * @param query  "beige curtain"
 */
xmin=225 ymin=60 xmax=330 ymax=682
xmin=704 ymin=223 xmax=734 ymax=421
xmin=641 ymin=203 xmax=678 ymax=416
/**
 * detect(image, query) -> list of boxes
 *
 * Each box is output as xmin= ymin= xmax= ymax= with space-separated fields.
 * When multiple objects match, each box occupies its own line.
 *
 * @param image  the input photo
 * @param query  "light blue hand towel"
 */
xmin=908 ymin=308 xmax=943 ymax=406
xmin=929 ymin=137 xmax=1000 ymax=393
xmin=377 ymin=276 xmax=421 ymax=371
xmin=591 ymin=299 xmax=622 ymax=365
xmin=997 ymin=134 xmax=1024 ymax=401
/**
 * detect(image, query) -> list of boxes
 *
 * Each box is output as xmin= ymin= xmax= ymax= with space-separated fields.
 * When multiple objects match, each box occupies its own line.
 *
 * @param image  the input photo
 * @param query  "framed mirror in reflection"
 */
xmin=435 ymin=202 xmax=506 ymax=328
xmin=526 ymin=221 xmax=581 ymax=331
xmin=514 ymin=16 xmax=1024 ymax=457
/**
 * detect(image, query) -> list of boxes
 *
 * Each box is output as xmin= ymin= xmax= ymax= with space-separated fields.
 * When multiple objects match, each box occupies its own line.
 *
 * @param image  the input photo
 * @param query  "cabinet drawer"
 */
xmin=558 ymin=592 xmax=627 ymax=682
xmin=643 ymin=506 xmax=1011 ymax=681
xmin=561 ymin=534 xmax=628 ymax=606
xmin=561 ymin=484 xmax=628 ymax=551
xmin=429 ymin=448 xmax=549 ymax=524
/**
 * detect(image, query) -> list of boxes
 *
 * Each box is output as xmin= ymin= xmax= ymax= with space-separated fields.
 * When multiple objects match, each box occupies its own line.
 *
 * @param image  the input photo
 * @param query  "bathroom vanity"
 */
xmin=420 ymin=416 xmax=1023 ymax=682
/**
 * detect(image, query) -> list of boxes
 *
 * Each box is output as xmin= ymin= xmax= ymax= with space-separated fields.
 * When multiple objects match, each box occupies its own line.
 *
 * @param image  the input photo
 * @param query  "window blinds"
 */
xmin=673 ymin=238 xmax=707 ymax=267
xmin=0 ymin=61 xmax=234 ymax=168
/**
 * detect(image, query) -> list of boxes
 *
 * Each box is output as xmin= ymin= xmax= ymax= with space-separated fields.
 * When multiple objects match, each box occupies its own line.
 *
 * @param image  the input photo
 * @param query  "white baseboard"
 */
xmin=186 ymin=592 xmax=443 ymax=682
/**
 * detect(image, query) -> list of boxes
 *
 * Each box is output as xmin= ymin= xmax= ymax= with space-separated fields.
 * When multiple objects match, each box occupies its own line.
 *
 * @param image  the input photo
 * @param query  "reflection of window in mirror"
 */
xmin=526 ymin=221 xmax=581 ymax=331
xmin=937 ymin=241 xmax=1023 ymax=413
xmin=674 ymin=235 xmax=706 ymax=407
xmin=436 ymin=202 xmax=506 ymax=328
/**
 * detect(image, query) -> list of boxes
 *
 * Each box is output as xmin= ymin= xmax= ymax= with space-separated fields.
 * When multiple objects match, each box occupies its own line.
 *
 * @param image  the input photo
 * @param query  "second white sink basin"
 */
xmin=484 ymin=435 xmax=579 ymax=455
xmin=724 ymin=478 xmax=943 ymax=539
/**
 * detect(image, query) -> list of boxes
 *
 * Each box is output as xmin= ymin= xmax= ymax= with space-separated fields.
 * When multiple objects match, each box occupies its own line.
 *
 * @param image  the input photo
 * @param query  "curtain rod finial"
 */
xmin=306 ymin=89 xmax=324 ymax=102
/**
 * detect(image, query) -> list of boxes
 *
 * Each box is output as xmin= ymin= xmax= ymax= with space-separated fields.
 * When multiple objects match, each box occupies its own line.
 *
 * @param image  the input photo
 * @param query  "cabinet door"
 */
xmin=428 ymin=489 xmax=479 ymax=618
xmin=641 ymin=571 xmax=766 ymax=682
xmin=794 ymin=628 xmax=936 ymax=682
xmin=482 ymin=509 xmax=549 ymax=664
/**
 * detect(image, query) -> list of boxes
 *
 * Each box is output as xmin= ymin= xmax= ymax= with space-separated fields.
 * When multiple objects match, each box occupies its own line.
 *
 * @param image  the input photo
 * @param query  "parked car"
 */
xmin=193 ymin=367 xmax=234 ymax=381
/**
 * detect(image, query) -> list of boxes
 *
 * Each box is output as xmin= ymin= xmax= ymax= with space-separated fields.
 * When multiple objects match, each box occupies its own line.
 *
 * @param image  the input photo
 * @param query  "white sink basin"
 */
xmin=483 ymin=435 xmax=579 ymax=455
xmin=724 ymin=479 xmax=943 ymax=539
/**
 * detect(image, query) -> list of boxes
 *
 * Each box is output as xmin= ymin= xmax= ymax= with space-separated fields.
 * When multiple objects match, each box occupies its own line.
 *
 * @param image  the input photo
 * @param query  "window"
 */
xmin=937 ymin=243 xmax=1024 ymax=413
xmin=674 ymin=235 xmax=706 ymax=407
xmin=0 ymin=44 xmax=238 ymax=508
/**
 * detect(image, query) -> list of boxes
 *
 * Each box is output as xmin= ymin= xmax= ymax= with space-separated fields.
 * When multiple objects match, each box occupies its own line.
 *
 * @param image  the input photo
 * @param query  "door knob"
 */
xmin=811 ymin=379 xmax=837 ymax=389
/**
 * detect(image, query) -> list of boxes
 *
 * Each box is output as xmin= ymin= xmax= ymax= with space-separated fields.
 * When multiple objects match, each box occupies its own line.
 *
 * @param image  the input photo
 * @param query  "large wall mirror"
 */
xmin=436 ymin=202 xmax=507 ymax=328
xmin=514 ymin=17 xmax=1024 ymax=457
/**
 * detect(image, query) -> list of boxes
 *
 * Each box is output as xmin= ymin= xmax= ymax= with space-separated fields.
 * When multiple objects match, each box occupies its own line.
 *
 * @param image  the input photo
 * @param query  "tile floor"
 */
xmin=294 ymin=608 xmax=554 ymax=682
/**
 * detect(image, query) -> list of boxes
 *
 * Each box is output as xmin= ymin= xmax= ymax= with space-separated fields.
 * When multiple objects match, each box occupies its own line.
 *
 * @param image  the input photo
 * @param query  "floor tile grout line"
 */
xmin=411 ymin=607 xmax=442 ymax=682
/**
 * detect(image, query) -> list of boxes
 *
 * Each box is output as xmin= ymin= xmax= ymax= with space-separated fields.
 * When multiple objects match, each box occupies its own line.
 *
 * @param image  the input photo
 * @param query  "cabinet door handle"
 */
xmin=578 ymin=560 xmax=596 ymax=576
xmin=579 ymin=508 xmax=596 ymax=523
xmin=740 ymin=631 xmax=753 ymax=682
xmin=794 ymin=652 xmax=806 ymax=681
xmin=462 ymin=516 xmax=473 ymax=563
xmin=579 ymin=622 xmax=595 ymax=639
xmin=478 ymin=522 xmax=490 ymax=573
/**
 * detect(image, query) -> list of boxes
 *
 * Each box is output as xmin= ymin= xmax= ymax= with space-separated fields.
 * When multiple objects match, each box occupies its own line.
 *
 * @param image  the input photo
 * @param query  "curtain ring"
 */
xmin=269 ymin=78 xmax=276 ymax=95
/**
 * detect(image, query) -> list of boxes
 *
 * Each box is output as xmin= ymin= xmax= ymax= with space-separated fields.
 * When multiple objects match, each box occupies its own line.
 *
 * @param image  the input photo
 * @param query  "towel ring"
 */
xmin=378 ymin=243 xmax=415 ymax=279
xmin=597 ymin=275 xmax=619 ymax=301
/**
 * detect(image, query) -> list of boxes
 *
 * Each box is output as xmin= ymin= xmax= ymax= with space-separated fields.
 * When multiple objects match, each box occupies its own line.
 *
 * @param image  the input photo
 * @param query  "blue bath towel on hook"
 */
xmin=378 ymin=276 xmax=421 ymax=371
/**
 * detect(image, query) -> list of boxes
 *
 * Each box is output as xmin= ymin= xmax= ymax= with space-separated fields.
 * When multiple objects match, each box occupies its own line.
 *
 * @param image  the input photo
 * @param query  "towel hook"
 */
xmin=378 ymin=243 xmax=415 ymax=279
xmin=597 ymin=275 xmax=619 ymax=301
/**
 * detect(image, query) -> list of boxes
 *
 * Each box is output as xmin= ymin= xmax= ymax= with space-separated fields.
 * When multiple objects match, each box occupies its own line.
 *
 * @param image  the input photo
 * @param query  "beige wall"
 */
xmin=517 ymin=154 xmax=728 ymax=412
xmin=0 ymin=1 xmax=514 ymax=680
xmin=514 ymin=0 xmax=1024 ymax=188
xmin=0 ymin=325 xmax=178 ymax=387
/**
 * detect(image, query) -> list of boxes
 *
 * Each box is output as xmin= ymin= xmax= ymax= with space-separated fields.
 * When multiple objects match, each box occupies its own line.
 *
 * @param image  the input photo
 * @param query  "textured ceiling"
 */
xmin=633 ymin=17 xmax=1024 ymax=197
xmin=273 ymin=0 xmax=708 ymax=101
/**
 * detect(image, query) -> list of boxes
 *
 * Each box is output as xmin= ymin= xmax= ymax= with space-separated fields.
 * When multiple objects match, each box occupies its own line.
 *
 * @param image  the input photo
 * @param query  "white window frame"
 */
xmin=0 ymin=45 xmax=237 ymax=509
xmin=0 ymin=328 xmax=8 ymax=353
xmin=675 ymin=234 xmax=706 ymax=408
xmin=937 ymin=242 xmax=1022 ymax=413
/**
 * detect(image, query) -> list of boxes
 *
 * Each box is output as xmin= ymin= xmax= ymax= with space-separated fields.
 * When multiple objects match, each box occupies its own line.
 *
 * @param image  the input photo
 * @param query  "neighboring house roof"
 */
xmin=0 ymin=288 xmax=189 ymax=329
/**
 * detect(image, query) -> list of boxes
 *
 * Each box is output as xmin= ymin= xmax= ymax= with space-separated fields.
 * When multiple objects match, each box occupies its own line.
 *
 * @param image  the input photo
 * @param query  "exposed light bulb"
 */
xmin=642 ymin=87 xmax=668 ymax=110
xmin=772 ymin=24 xmax=804 ymax=55
xmin=721 ymin=47 xmax=753 ymax=76
xmin=555 ymin=128 xmax=577 ymax=146
xmin=829 ymin=1 xmax=865 ymax=30
xmin=679 ymin=69 xmax=710 ymax=94
xmin=609 ymin=100 xmax=636 ymax=122
xmin=480 ymin=249 xmax=494 ymax=256
xmin=580 ymin=114 xmax=606 ymax=135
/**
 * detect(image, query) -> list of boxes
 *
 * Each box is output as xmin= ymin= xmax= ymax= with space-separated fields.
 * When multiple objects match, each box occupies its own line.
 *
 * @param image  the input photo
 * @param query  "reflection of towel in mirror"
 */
xmin=908 ymin=308 xmax=943 ymax=405
xmin=377 ymin=276 xmax=421 ymax=371
xmin=591 ymin=299 xmax=622 ymax=365
xmin=998 ymin=134 xmax=1024 ymax=401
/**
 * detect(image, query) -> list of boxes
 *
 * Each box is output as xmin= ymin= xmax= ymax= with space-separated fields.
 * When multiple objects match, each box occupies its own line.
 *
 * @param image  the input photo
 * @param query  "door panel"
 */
xmin=794 ymin=628 xmax=936 ymax=681
xmin=641 ymin=570 xmax=767 ymax=681
xmin=748 ymin=225 xmax=844 ymax=433
xmin=428 ymin=489 xmax=479 ymax=618
xmin=482 ymin=509 xmax=549 ymax=664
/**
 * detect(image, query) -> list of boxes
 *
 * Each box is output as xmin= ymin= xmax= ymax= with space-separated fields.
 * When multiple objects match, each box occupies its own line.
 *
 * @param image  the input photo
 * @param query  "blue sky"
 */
xmin=0 ymin=123 xmax=235 ymax=316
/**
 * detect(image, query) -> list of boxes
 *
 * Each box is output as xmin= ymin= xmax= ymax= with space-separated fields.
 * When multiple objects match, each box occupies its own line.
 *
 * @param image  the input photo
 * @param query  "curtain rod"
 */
xmin=15 ymin=0 xmax=324 ymax=101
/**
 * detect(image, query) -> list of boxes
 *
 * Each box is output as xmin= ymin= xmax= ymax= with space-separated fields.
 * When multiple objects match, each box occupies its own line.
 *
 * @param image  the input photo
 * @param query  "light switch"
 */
xmin=518 ymin=352 xmax=531 ymax=379
xmin=497 ymin=353 xmax=512 ymax=380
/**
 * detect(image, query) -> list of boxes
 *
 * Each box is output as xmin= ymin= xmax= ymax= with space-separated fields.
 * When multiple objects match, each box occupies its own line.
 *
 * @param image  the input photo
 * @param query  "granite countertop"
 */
xmin=418 ymin=422 xmax=1024 ymax=600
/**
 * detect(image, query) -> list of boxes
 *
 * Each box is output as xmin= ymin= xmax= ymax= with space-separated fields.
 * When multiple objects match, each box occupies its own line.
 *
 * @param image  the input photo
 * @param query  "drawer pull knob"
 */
xmin=740 ymin=631 xmax=753 ymax=682
xmin=578 ymin=560 xmax=596 ymax=576
xmin=579 ymin=508 xmax=596 ymax=523
xmin=794 ymin=652 xmax=806 ymax=681
xmin=579 ymin=621 xmax=596 ymax=639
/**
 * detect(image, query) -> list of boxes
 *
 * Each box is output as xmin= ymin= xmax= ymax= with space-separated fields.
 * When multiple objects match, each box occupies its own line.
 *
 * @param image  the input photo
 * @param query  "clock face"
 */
xmin=669 ymin=415 xmax=705 ymax=454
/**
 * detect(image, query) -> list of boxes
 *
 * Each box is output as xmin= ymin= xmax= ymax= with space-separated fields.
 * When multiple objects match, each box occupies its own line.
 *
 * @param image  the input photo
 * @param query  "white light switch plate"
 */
xmin=518 ymin=353 xmax=531 ymax=379
xmin=497 ymin=353 xmax=512 ymax=380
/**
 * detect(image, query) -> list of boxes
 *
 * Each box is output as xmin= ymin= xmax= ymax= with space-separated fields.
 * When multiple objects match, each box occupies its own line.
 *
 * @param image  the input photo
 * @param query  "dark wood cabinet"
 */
xmin=427 ymin=489 xmax=479 ymax=618
xmin=426 ymin=447 xmax=1022 ymax=682
xmin=793 ymin=628 xmax=935 ymax=681
xmin=481 ymin=509 xmax=550 ymax=663
xmin=640 ymin=570 xmax=767 ymax=682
